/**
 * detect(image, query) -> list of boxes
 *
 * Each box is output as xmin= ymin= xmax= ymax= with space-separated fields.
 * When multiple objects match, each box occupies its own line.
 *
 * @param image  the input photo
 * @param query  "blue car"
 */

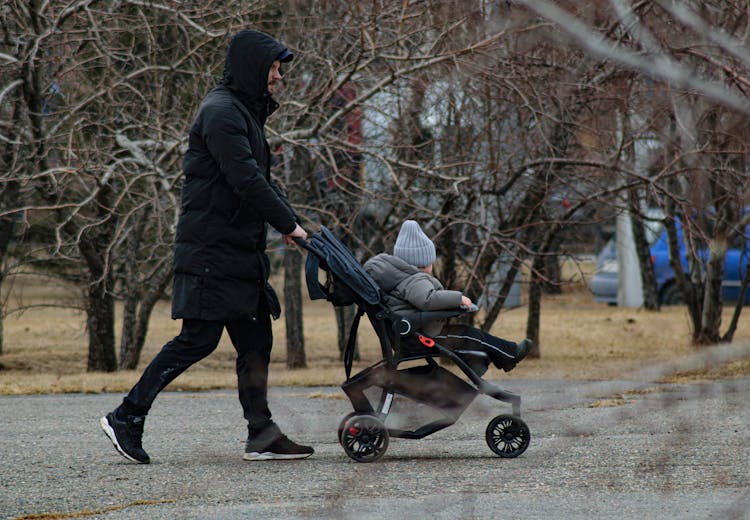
xmin=590 ymin=216 xmax=750 ymax=305
xmin=650 ymin=219 xmax=750 ymax=305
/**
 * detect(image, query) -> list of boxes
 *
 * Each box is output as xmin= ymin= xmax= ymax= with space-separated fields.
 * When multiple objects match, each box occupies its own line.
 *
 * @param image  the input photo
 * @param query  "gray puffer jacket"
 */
xmin=363 ymin=253 xmax=463 ymax=336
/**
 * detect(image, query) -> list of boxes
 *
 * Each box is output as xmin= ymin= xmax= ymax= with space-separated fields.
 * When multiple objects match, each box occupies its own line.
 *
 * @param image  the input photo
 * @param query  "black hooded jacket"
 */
xmin=173 ymin=30 xmax=296 ymax=321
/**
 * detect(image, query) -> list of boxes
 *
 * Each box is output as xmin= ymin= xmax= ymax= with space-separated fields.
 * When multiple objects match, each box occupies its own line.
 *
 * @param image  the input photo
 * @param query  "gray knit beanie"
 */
xmin=394 ymin=220 xmax=436 ymax=267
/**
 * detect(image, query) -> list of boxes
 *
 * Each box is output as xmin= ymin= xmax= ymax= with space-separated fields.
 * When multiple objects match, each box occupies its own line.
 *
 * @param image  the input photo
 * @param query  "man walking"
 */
xmin=100 ymin=29 xmax=313 ymax=463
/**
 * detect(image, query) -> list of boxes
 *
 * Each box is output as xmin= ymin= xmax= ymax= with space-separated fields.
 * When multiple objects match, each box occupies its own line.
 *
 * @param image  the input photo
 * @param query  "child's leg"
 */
xmin=436 ymin=323 xmax=520 ymax=370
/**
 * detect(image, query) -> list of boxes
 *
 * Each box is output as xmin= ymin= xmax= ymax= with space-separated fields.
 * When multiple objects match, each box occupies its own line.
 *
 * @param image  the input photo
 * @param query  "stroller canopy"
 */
xmin=303 ymin=227 xmax=382 ymax=306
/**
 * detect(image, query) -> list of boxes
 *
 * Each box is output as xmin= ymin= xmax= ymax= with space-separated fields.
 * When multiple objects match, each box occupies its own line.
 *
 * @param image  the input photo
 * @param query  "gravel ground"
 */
xmin=1 ymin=377 xmax=749 ymax=520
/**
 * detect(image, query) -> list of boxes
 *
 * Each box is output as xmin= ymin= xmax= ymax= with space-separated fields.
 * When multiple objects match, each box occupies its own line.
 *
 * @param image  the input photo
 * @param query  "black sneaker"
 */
xmin=244 ymin=427 xmax=314 ymax=461
xmin=516 ymin=338 xmax=532 ymax=362
xmin=502 ymin=338 xmax=532 ymax=372
xmin=100 ymin=411 xmax=150 ymax=464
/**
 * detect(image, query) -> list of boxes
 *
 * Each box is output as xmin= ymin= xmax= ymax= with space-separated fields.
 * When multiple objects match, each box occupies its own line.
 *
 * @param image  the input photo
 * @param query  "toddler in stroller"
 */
xmin=364 ymin=220 xmax=531 ymax=375
xmin=299 ymin=223 xmax=532 ymax=462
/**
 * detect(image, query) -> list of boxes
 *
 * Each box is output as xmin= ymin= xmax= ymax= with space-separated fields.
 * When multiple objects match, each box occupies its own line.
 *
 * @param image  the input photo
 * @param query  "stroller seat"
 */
xmin=397 ymin=330 xmax=492 ymax=376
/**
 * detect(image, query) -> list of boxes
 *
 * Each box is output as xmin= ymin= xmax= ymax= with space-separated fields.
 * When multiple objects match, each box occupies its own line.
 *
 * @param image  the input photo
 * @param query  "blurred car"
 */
xmin=590 ymin=212 xmax=750 ymax=305
xmin=590 ymin=210 xmax=664 ymax=305
xmin=589 ymin=237 xmax=619 ymax=304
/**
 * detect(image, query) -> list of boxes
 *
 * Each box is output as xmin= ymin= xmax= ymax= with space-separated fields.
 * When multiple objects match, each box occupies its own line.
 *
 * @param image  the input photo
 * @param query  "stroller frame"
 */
xmin=298 ymin=228 xmax=530 ymax=462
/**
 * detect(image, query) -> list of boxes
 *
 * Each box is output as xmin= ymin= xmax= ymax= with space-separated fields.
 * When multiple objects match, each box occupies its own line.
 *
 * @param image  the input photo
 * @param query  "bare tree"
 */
xmin=515 ymin=0 xmax=750 ymax=345
xmin=271 ymin=3 xmax=625 ymax=360
xmin=5 ymin=0 xmax=748 ymax=370
xmin=1 ymin=1 xmax=233 ymax=370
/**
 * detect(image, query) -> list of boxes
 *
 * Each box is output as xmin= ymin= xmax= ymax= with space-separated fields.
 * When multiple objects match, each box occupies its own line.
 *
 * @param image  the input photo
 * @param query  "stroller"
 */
xmin=298 ymin=227 xmax=530 ymax=462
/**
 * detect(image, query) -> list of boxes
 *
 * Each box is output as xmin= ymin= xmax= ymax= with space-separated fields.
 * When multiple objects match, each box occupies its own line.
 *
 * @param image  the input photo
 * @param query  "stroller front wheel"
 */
xmin=485 ymin=414 xmax=530 ymax=458
xmin=340 ymin=414 xmax=389 ymax=462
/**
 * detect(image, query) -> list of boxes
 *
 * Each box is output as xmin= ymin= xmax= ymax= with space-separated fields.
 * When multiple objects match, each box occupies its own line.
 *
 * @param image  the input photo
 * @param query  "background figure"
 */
xmin=100 ymin=29 xmax=312 ymax=464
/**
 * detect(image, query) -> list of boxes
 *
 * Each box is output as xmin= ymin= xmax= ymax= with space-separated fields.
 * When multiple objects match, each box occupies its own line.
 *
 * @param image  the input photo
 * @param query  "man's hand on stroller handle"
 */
xmin=283 ymin=224 xmax=307 ymax=246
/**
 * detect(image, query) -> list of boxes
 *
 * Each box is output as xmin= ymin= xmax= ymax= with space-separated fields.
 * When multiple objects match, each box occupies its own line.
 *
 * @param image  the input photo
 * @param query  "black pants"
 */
xmin=121 ymin=302 xmax=274 ymax=434
xmin=435 ymin=323 xmax=518 ymax=370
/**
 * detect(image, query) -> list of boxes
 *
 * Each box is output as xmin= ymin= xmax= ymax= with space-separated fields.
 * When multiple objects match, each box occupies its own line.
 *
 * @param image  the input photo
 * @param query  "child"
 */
xmin=363 ymin=220 xmax=530 ymax=372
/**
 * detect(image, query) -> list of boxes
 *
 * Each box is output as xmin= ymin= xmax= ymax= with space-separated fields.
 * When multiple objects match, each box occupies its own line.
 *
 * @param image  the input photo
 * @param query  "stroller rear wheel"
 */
xmin=337 ymin=412 xmax=360 ymax=446
xmin=340 ymin=414 xmax=389 ymax=462
xmin=485 ymin=414 xmax=530 ymax=458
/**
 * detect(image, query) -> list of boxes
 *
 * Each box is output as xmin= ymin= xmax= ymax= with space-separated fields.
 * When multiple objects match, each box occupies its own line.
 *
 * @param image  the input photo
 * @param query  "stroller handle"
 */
xmin=292 ymin=236 xmax=312 ymax=251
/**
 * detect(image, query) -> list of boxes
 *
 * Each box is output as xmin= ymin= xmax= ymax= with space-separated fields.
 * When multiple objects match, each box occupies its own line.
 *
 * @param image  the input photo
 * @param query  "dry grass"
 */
xmin=1 ymin=269 xmax=749 ymax=395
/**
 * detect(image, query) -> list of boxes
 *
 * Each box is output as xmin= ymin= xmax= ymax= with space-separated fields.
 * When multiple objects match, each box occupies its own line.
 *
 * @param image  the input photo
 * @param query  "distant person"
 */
xmin=100 ymin=29 xmax=313 ymax=464
xmin=364 ymin=220 xmax=531 ymax=371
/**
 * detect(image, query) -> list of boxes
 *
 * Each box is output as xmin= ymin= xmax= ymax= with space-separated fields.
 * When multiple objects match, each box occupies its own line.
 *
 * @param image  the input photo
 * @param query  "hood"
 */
xmin=363 ymin=253 xmax=420 ymax=292
xmin=221 ymin=29 xmax=292 ymax=120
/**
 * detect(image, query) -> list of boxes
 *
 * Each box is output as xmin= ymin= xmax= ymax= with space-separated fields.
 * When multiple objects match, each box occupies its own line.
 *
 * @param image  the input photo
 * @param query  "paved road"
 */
xmin=1 ymin=376 xmax=749 ymax=520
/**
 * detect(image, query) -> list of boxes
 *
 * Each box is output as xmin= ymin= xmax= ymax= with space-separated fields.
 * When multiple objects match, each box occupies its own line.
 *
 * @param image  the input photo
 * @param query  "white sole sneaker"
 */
xmin=99 ymin=416 xmax=147 ymax=464
xmin=243 ymin=451 xmax=313 ymax=461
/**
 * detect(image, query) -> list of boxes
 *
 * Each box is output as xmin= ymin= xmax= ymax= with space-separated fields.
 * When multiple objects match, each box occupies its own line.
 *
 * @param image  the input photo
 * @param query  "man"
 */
xmin=100 ymin=29 xmax=313 ymax=463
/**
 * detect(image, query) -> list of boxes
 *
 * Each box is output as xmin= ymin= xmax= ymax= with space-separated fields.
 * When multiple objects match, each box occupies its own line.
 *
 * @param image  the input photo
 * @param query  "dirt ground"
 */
xmin=1 ymin=273 xmax=749 ymax=395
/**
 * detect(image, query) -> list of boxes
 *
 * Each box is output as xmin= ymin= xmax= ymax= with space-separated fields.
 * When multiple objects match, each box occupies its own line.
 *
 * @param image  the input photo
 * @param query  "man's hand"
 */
xmin=461 ymin=295 xmax=473 ymax=309
xmin=282 ymin=223 xmax=307 ymax=246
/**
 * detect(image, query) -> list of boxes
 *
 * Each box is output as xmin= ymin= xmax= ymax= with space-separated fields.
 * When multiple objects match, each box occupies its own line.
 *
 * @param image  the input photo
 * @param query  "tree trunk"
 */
xmin=0 ymin=201 xmax=15 ymax=354
xmin=663 ymin=191 xmax=703 ymax=339
xmin=118 ymin=219 xmax=140 ymax=369
xmin=284 ymin=246 xmax=306 ymax=368
xmin=525 ymin=254 xmax=544 ymax=358
xmin=541 ymin=235 xmax=563 ymax=295
xmin=78 ymin=191 xmax=118 ymax=372
xmin=0 ymin=292 xmax=4 ymax=356
xmin=120 ymin=292 xmax=139 ymax=368
xmin=117 ymin=206 xmax=172 ymax=370
xmin=697 ymin=228 xmax=728 ymax=345
xmin=722 ymin=261 xmax=750 ymax=343
xmin=86 ymin=269 xmax=117 ymax=372
xmin=0 ymin=181 xmax=21 ymax=358
xmin=697 ymin=248 xmax=724 ymax=344
xmin=628 ymin=189 xmax=659 ymax=310
xmin=119 ymin=264 xmax=172 ymax=369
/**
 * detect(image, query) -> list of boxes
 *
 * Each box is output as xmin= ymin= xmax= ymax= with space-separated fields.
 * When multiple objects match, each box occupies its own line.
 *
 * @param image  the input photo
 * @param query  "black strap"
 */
xmin=344 ymin=306 xmax=365 ymax=380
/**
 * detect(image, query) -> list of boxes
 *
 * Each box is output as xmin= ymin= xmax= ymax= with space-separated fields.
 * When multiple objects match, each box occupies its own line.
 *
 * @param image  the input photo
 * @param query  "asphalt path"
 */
xmin=1 ymin=375 xmax=749 ymax=520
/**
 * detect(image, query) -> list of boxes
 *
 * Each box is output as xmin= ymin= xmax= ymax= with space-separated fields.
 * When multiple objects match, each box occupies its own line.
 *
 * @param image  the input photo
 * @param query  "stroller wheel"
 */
xmin=337 ymin=412 xmax=360 ymax=446
xmin=485 ymin=414 xmax=530 ymax=458
xmin=340 ymin=414 xmax=389 ymax=463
